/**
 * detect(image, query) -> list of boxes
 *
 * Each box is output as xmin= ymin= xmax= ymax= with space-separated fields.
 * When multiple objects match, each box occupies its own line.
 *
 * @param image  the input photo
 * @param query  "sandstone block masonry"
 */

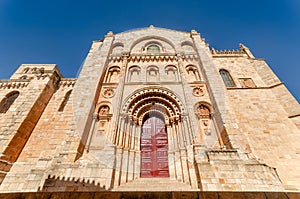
xmin=0 ymin=26 xmax=299 ymax=193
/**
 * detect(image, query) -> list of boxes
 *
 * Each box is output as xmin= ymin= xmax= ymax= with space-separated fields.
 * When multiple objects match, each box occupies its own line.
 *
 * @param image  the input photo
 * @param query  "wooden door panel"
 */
xmin=141 ymin=116 xmax=169 ymax=178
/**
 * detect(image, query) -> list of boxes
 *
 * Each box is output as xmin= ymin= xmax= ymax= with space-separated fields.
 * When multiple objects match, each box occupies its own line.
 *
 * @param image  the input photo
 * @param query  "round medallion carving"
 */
xmin=193 ymin=86 xmax=205 ymax=97
xmin=103 ymin=88 xmax=115 ymax=98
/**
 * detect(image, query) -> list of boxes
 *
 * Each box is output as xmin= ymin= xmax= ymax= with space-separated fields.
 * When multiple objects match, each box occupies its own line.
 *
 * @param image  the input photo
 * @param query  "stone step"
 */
xmin=113 ymin=178 xmax=199 ymax=191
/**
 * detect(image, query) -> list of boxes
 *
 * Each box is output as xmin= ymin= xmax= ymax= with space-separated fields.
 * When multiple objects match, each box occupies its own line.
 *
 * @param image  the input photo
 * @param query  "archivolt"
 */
xmin=122 ymin=87 xmax=184 ymax=124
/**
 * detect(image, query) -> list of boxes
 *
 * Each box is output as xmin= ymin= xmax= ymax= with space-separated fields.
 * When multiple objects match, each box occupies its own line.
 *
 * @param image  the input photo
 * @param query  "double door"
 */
xmin=141 ymin=116 xmax=169 ymax=177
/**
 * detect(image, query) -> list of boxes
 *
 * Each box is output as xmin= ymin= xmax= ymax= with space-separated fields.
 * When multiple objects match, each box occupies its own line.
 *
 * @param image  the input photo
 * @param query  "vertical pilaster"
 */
xmin=113 ymin=147 xmax=123 ymax=187
xmin=86 ymin=113 xmax=98 ymax=151
xmin=167 ymin=124 xmax=175 ymax=179
xmin=73 ymin=33 xmax=114 ymax=155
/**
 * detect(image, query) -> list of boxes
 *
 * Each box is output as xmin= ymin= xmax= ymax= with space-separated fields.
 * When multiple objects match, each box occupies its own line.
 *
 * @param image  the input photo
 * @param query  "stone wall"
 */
xmin=0 ymin=27 xmax=299 ymax=193
xmin=0 ymin=64 xmax=60 ymax=185
xmin=0 ymin=76 xmax=78 ymax=192
xmin=195 ymin=149 xmax=283 ymax=191
xmin=213 ymin=57 xmax=300 ymax=190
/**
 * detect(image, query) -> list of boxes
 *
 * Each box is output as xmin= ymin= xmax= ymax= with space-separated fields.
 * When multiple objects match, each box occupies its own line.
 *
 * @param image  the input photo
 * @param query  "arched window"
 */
xmin=219 ymin=69 xmax=235 ymax=87
xmin=58 ymin=90 xmax=72 ymax=112
xmin=0 ymin=91 xmax=20 ymax=113
xmin=147 ymin=45 xmax=160 ymax=54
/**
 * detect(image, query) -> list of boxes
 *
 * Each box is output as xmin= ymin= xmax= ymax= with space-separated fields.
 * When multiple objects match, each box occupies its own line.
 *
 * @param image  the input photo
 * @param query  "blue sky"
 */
xmin=0 ymin=0 xmax=299 ymax=101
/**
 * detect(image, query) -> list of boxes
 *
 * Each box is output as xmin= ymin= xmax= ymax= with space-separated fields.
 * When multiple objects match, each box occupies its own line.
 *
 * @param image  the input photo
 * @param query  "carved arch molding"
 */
xmin=110 ymin=87 xmax=200 ymax=183
xmin=122 ymin=87 xmax=185 ymax=126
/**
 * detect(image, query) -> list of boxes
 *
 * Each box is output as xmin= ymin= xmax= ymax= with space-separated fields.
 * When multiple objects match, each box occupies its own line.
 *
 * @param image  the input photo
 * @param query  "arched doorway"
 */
xmin=141 ymin=114 xmax=169 ymax=178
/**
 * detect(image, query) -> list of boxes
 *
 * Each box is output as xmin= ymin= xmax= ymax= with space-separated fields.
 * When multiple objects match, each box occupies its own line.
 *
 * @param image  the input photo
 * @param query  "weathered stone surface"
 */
xmin=0 ymin=26 xmax=299 ymax=193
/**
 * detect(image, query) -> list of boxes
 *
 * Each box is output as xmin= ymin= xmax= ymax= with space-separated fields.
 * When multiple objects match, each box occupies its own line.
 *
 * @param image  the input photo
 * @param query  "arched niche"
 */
xmin=127 ymin=65 xmax=141 ymax=82
xmin=105 ymin=66 xmax=121 ymax=83
xmin=185 ymin=65 xmax=201 ymax=81
xmin=164 ymin=65 xmax=178 ymax=81
xmin=146 ymin=65 xmax=159 ymax=82
xmin=194 ymin=102 xmax=221 ymax=148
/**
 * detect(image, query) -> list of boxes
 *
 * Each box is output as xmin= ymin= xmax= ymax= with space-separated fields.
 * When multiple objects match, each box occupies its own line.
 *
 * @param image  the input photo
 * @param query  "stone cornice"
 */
xmin=109 ymin=53 xmax=198 ymax=63
xmin=0 ymin=79 xmax=30 ymax=89
xmin=59 ymin=78 xmax=77 ymax=88
xmin=211 ymin=43 xmax=255 ymax=58
xmin=211 ymin=48 xmax=247 ymax=57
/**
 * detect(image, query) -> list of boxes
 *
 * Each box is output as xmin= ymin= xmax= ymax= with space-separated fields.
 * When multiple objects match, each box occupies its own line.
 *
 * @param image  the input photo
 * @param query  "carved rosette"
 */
xmin=103 ymin=88 xmax=115 ymax=98
xmin=192 ymin=86 xmax=205 ymax=97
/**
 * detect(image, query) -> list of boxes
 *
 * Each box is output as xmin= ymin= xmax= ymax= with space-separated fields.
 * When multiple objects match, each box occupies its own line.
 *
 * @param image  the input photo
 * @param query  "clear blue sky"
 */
xmin=0 ymin=0 xmax=299 ymax=101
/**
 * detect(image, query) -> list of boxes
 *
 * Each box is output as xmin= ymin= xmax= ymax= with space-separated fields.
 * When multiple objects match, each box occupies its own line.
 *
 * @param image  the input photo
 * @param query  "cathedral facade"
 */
xmin=0 ymin=26 xmax=300 ymax=193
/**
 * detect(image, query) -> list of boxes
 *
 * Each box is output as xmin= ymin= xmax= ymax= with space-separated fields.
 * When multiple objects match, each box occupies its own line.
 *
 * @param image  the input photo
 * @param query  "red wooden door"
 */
xmin=141 ymin=116 xmax=169 ymax=178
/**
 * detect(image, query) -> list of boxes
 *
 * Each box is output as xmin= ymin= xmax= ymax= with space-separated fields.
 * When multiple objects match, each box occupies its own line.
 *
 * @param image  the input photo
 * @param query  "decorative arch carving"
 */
xmin=96 ymin=103 xmax=112 ymax=126
xmin=146 ymin=65 xmax=159 ymax=82
xmin=105 ymin=66 xmax=121 ymax=83
xmin=122 ymin=87 xmax=184 ymax=125
xmin=112 ymin=87 xmax=197 ymax=182
xmin=194 ymin=102 xmax=214 ymax=139
xmin=129 ymin=36 xmax=176 ymax=53
xmin=186 ymin=65 xmax=201 ymax=81
xmin=127 ymin=65 xmax=141 ymax=82
xmin=195 ymin=103 xmax=212 ymax=119
xmin=165 ymin=65 xmax=178 ymax=81
xmin=98 ymin=105 xmax=110 ymax=116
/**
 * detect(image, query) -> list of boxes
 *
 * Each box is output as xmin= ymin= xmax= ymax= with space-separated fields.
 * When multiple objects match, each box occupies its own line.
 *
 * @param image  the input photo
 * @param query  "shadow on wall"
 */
xmin=40 ymin=175 xmax=108 ymax=192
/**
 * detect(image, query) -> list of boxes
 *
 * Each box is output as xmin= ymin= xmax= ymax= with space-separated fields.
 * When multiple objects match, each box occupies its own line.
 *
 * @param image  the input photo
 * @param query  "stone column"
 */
xmin=130 ymin=123 xmax=137 ymax=150
xmin=124 ymin=120 xmax=132 ymax=149
xmin=120 ymin=150 xmax=128 ymax=184
xmin=180 ymin=149 xmax=190 ymax=184
xmin=114 ymin=147 xmax=123 ymax=187
xmin=167 ymin=124 xmax=176 ymax=179
xmin=134 ymin=126 xmax=141 ymax=179
xmin=116 ymin=117 xmax=125 ymax=146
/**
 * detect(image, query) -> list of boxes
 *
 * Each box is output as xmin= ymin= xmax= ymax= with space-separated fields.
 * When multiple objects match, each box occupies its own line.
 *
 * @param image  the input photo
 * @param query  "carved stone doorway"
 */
xmin=140 ymin=115 xmax=169 ymax=178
